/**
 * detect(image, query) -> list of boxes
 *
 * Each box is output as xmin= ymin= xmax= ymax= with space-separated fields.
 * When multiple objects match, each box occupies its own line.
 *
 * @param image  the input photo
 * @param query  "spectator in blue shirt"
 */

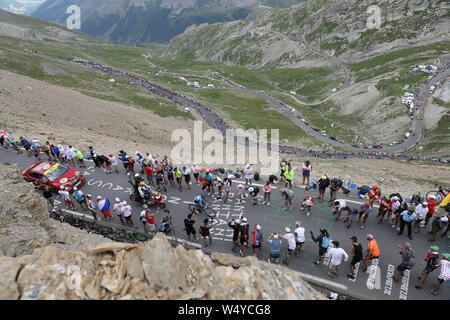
xmin=398 ymin=208 xmax=416 ymax=240
xmin=267 ymin=233 xmax=282 ymax=263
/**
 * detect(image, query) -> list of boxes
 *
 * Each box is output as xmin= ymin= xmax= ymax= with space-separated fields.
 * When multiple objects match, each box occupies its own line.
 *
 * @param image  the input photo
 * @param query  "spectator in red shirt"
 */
xmin=377 ymin=196 xmax=391 ymax=224
xmin=143 ymin=163 xmax=153 ymax=185
xmin=424 ymin=195 xmax=437 ymax=226
xmin=368 ymin=185 xmax=381 ymax=207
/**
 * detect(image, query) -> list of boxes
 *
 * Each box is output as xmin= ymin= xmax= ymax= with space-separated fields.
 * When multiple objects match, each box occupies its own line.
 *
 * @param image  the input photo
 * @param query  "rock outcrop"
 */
xmin=0 ymin=163 xmax=112 ymax=257
xmin=0 ymin=234 xmax=324 ymax=300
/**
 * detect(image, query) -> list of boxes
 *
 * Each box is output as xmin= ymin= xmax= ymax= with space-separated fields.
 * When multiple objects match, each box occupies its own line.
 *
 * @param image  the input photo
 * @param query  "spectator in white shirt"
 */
xmin=282 ymin=227 xmax=297 ymax=265
xmin=328 ymin=240 xmax=349 ymax=278
xmin=113 ymin=198 xmax=124 ymax=224
xmin=243 ymin=164 xmax=254 ymax=185
xmin=294 ymin=222 xmax=305 ymax=256
xmin=430 ymin=253 xmax=450 ymax=295
xmin=413 ymin=202 xmax=428 ymax=233
xmin=108 ymin=153 xmax=119 ymax=173
xmin=66 ymin=145 xmax=76 ymax=166
xmin=121 ymin=201 xmax=133 ymax=226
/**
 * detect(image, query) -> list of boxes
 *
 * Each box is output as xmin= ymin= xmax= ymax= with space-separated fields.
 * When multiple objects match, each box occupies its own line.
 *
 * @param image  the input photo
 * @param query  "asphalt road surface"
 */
xmin=1 ymin=149 xmax=448 ymax=300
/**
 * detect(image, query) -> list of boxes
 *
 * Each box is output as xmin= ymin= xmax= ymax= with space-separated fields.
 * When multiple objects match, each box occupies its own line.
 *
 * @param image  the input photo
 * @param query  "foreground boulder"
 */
xmin=0 ymin=234 xmax=324 ymax=300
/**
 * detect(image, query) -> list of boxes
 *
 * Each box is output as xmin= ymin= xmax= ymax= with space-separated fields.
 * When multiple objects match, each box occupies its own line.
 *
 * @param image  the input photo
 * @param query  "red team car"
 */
xmin=22 ymin=161 xmax=85 ymax=192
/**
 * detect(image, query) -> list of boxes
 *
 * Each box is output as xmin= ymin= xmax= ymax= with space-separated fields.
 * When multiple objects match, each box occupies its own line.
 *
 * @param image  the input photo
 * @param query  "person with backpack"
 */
xmin=311 ymin=229 xmax=330 ymax=265
xmin=251 ymin=224 xmax=263 ymax=257
xmin=72 ymin=187 xmax=87 ymax=210
xmin=267 ymin=233 xmax=282 ymax=264
xmin=415 ymin=246 xmax=440 ymax=289
xmin=228 ymin=218 xmax=241 ymax=252
xmin=329 ymin=177 xmax=343 ymax=203
xmin=393 ymin=242 xmax=415 ymax=282
xmin=280 ymin=188 xmax=294 ymax=211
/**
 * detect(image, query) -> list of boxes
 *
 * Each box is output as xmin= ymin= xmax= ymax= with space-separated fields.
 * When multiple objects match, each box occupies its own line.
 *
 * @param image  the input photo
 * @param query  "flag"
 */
xmin=98 ymin=198 xmax=110 ymax=217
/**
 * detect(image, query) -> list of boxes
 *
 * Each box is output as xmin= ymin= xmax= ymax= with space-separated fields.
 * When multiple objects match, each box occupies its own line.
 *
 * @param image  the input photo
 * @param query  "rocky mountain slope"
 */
xmin=0 ymin=163 xmax=112 ymax=257
xmin=32 ymin=0 xmax=307 ymax=44
xmin=167 ymin=0 xmax=450 ymax=67
xmin=0 ymin=163 xmax=322 ymax=300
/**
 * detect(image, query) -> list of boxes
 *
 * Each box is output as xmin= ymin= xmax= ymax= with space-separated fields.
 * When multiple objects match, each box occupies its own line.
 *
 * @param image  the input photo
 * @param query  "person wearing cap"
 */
xmin=377 ymin=195 xmax=391 ymax=224
xmin=328 ymin=241 xmax=348 ymax=278
xmin=199 ymin=218 xmax=212 ymax=248
xmin=251 ymin=224 xmax=263 ymax=257
xmin=300 ymin=196 xmax=315 ymax=216
xmin=347 ymin=236 xmax=363 ymax=279
xmin=413 ymin=202 xmax=428 ymax=233
xmin=58 ymin=186 xmax=75 ymax=210
xmin=428 ymin=214 xmax=449 ymax=242
xmin=182 ymin=166 xmax=192 ymax=191
xmin=238 ymin=217 xmax=250 ymax=256
xmin=89 ymin=146 xmax=101 ymax=168
xmin=392 ymin=201 xmax=408 ymax=230
xmin=243 ymin=164 xmax=254 ymax=185
xmin=294 ymin=222 xmax=305 ymax=256
xmin=317 ymin=175 xmax=330 ymax=202
xmin=184 ymin=213 xmax=197 ymax=242
xmin=430 ymin=253 xmax=450 ymax=295
xmin=393 ymin=242 xmax=415 ymax=282
xmin=424 ymin=195 xmax=437 ymax=226
xmin=113 ymin=198 xmax=125 ymax=225
xmin=367 ymin=185 xmax=381 ymax=207
xmin=398 ymin=207 xmax=416 ymax=240
xmin=72 ymin=187 xmax=87 ymax=210
xmin=107 ymin=153 xmax=119 ymax=173
xmin=247 ymin=185 xmax=260 ymax=206
xmin=362 ymin=234 xmax=380 ymax=272
xmin=267 ymin=233 xmax=283 ymax=264
xmin=280 ymin=188 xmax=294 ymax=211
xmin=357 ymin=202 xmax=372 ymax=229
xmin=121 ymin=201 xmax=133 ymax=226
xmin=388 ymin=196 xmax=401 ymax=224
xmin=141 ymin=207 xmax=157 ymax=234
xmin=331 ymin=199 xmax=349 ymax=221
xmin=228 ymin=218 xmax=241 ymax=252
xmin=282 ymin=227 xmax=296 ymax=265
xmin=328 ymin=177 xmax=343 ymax=203
xmin=86 ymin=194 xmax=98 ymax=221
xmin=310 ymin=229 xmax=330 ymax=265
xmin=415 ymin=246 xmax=440 ymax=289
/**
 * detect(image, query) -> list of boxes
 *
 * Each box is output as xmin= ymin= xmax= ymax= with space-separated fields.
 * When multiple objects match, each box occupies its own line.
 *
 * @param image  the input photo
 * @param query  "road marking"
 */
xmin=384 ymin=264 xmax=395 ymax=295
xmin=399 ymin=269 xmax=410 ymax=300
xmin=349 ymin=262 xmax=360 ymax=282
xmin=295 ymin=271 xmax=348 ymax=291
xmin=231 ymin=180 xmax=278 ymax=189
xmin=87 ymin=179 xmax=102 ymax=187
xmin=345 ymin=199 xmax=380 ymax=208
xmin=367 ymin=259 xmax=380 ymax=290
xmin=167 ymin=196 xmax=181 ymax=204
xmin=113 ymin=185 xmax=124 ymax=191
xmin=102 ymin=182 xmax=114 ymax=189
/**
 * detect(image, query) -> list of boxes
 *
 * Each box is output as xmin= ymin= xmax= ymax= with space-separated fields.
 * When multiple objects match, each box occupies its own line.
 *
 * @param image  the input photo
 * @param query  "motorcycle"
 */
xmin=128 ymin=177 xmax=166 ymax=208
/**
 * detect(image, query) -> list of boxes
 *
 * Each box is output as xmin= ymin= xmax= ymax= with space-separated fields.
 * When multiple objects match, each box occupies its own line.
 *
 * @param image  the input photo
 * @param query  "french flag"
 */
xmin=98 ymin=198 xmax=111 ymax=217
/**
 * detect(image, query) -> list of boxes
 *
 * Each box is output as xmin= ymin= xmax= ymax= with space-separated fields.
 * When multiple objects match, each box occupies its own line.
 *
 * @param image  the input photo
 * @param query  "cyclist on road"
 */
xmin=193 ymin=194 xmax=207 ymax=213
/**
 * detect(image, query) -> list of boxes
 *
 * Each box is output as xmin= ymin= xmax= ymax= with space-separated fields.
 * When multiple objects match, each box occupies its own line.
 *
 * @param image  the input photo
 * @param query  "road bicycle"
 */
xmin=109 ymin=227 xmax=149 ymax=242
xmin=426 ymin=185 xmax=449 ymax=204
xmin=188 ymin=201 xmax=217 ymax=219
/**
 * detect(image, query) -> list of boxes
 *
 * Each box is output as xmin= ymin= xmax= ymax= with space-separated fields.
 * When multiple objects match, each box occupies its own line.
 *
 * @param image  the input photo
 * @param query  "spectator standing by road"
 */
xmin=294 ymin=222 xmax=305 ymax=256
xmin=280 ymin=158 xmax=289 ymax=184
xmin=357 ymin=202 xmax=372 ymax=229
xmin=228 ymin=218 xmax=241 ymax=252
xmin=317 ymin=175 xmax=330 ymax=202
xmin=121 ymin=201 xmax=133 ymax=226
xmin=398 ymin=207 xmax=416 ymax=240
xmin=430 ymin=253 xmax=450 ymax=295
xmin=184 ymin=213 xmax=197 ymax=242
xmin=97 ymin=196 xmax=111 ymax=221
xmin=413 ymin=202 xmax=428 ymax=233
xmin=243 ymin=164 xmax=254 ymax=185
xmin=262 ymin=181 xmax=271 ymax=206
xmin=347 ymin=236 xmax=363 ymax=279
xmin=199 ymin=218 xmax=212 ymax=248
xmin=72 ymin=187 xmax=87 ymax=210
xmin=301 ymin=160 xmax=312 ymax=185
xmin=284 ymin=166 xmax=294 ymax=189
xmin=377 ymin=195 xmax=391 ymax=224
xmin=182 ymin=166 xmax=192 ymax=190
xmin=428 ymin=215 xmax=448 ymax=242
xmin=86 ymin=194 xmax=98 ymax=221
xmin=362 ymin=234 xmax=380 ymax=272
xmin=251 ymin=224 xmax=263 ymax=257
xmin=59 ymin=186 xmax=75 ymax=210
xmin=282 ymin=227 xmax=297 ymax=265
xmin=113 ymin=198 xmax=124 ymax=225
xmin=43 ymin=186 xmax=55 ymax=208
xmin=108 ymin=154 xmax=119 ymax=173
xmin=89 ymin=146 xmax=101 ymax=168
xmin=75 ymin=149 xmax=86 ymax=168
xmin=311 ymin=229 xmax=330 ymax=265
xmin=424 ymin=195 xmax=437 ymax=226
xmin=329 ymin=177 xmax=343 ymax=203
xmin=267 ymin=233 xmax=282 ymax=264
xmin=328 ymin=241 xmax=348 ymax=278
xmin=238 ymin=217 xmax=250 ymax=256
xmin=191 ymin=165 xmax=200 ymax=185
xmin=368 ymin=185 xmax=381 ymax=207
xmin=393 ymin=242 xmax=415 ymax=282
xmin=415 ymin=246 xmax=440 ymax=289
